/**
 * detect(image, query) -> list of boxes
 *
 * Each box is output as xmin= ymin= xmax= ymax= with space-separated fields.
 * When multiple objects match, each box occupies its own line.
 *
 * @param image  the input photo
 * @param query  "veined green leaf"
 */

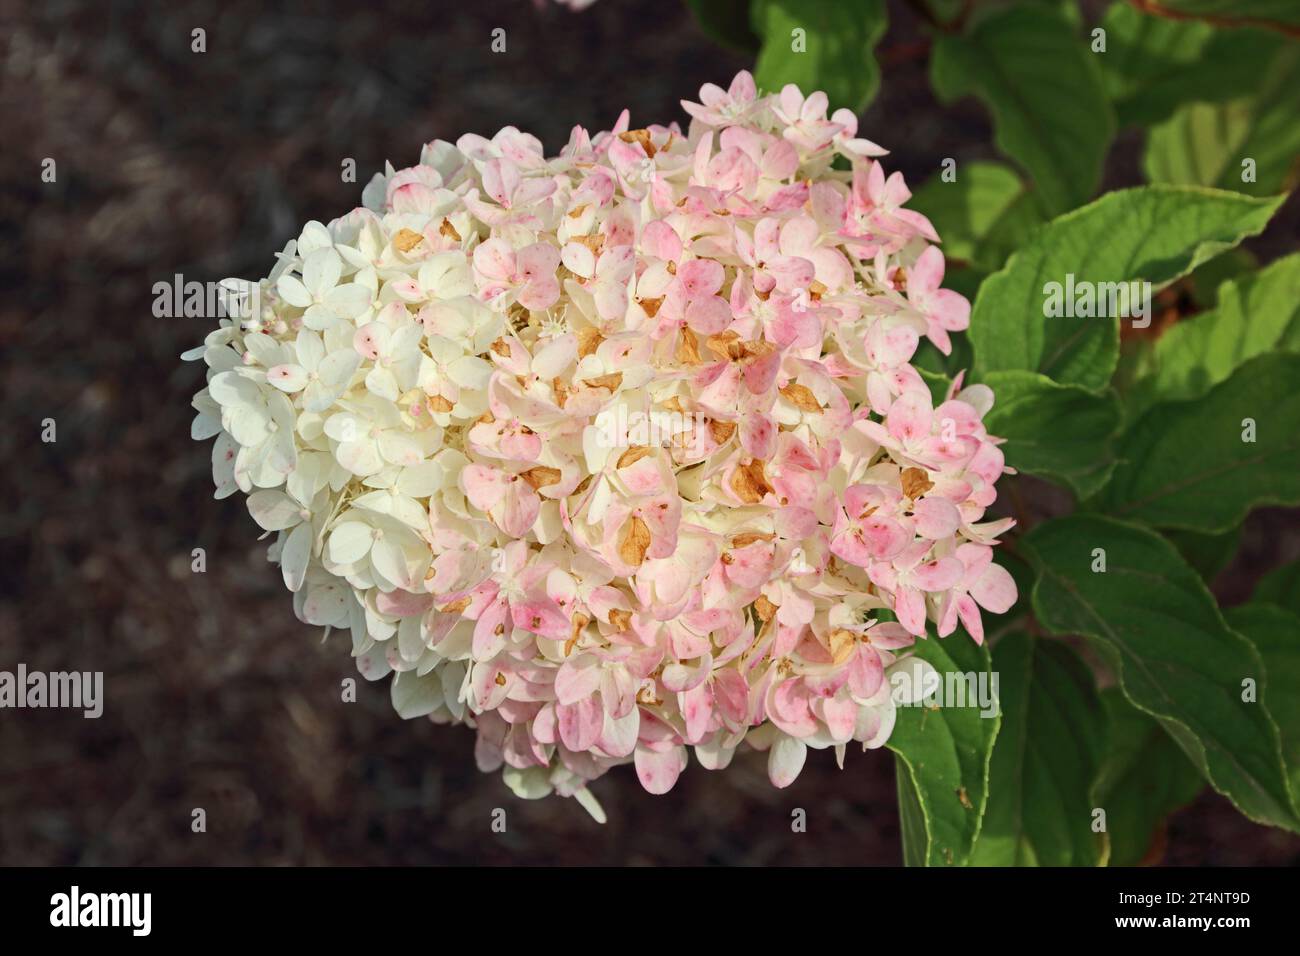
xmin=888 ymin=631 xmax=1000 ymax=866
xmin=751 ymin=0 xmax=887 ymax=112
xmin=1104 ymin=352 xmax=1300 ymax=532
xmin=1165 ymin=526 xmax=1242 ymax=584
xmin=1091 ymin=688 xmax=1205 ymax=867
xmin=1125 ymin=254 xmax=1300 ymax=418
xmin=1253 ymin=560 xmax=1300 ymax=618
xmin=969 ymin=186 xmax=1285 ymax=389
xmin=1100 ymin=4 xmax=1214 ymax=124
xmin=982 ymin=371 xmax=1121 ymax=499
xmin=1144 ymin=48 xmax=1300 ymax=197
xmin=1023 ymin=514 xmax=1300 ymax=832
xmin=908 ymin=161 xmax=1045 ymax=273
xmin=1100 ymin=7 xmax=1284 ymax=127
xmin=931 ymin=5 xmax=1114 ymax=216
xmin=1225 ymin=602 xmax=1300 ymax=799
xmin=970 ymin=633 xmax=1108 ymax=866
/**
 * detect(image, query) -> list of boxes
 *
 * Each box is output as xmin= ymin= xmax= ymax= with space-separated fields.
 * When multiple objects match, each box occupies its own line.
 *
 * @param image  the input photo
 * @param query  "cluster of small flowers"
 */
xmin=185 ymin=72 xmax=1016 ymax=820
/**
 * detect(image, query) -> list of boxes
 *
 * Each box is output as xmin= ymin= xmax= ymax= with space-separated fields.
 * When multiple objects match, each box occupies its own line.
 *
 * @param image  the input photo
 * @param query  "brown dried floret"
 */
xmin=900 ymin=466 xmax=934 ymax=499
xmin=617 ymin=128 xmax=657 ymax=158
xmin=577 ymin=327 xmax=605 ymax=359
xmin=619 ymin=515 xmax=652 ymax=566
xmin=393 ymin=228 xmax=424 ymax=252
xmin=639 ymin=296 xmax=665 ymax=318
xmin=779 ymin=382 xmax=822 ymax=412
xmin=584 ymin=371 xmax=624 ymax=391
xmin=438 ymin=218 xmax=462 ymax=242
xmin=754 ymin=595 xmax=779 ymax=623
xmin=617 ymin=446 xmax=653 ymax=469
xmin=519 ymin=466 xmax=562 ymax=491
xmin=731 ymin=459 xmax=774 ymax=504
xmin=709 ymin=419 xmax=737 ymax=444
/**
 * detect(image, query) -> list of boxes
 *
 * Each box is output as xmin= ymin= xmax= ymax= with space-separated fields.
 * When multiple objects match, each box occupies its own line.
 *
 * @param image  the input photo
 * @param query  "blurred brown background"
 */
xmin=2 ymin=0 xmax=1298 ymax=865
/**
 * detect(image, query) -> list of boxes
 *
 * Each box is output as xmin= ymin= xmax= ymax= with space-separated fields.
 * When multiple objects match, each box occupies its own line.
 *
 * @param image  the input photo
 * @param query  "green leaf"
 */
xmin=1125 ymin=254 xmax=1300 ymax=418
xmin=1023 ymin=513 xmax=1300 ymax=832
xmin=888 ymin=631 xmax=1001 ymax=866
xmin=1224 ymin=602 xmax=1300 ymax=799
xmin=1253 ymin=560 xmax=1300 ymax=617
xmin=908 ymin=162 xmax=1045 ymax=272
xmin=1186 ymin=247 xmax=1258 ymax=309
xmin=895 ymin=757 xmax=929 ymax=867
xmin=1100 ymin=9 xmax=1283 ymax=127
xmin=969 ymin=633 xmax=1108 ymax=866
xmin=978 ymin=190 xmax=1049 ymax=274
xmin=1144 ymin=48 xmax=1300 ymax=197
xmin=991 ymin=550 xmax=1036 ymax=632
xmin=1100 ymin=4 xmax=1214 ymax=123
xmin=1091 ymin=688 xmax=1205 ymax=867
xmin=969 ymin=186 xmax=1285 ymax=390
xmin=1146 ymin=0 xmax=1300 ymax=32
xmin=750 ymin=0 xmax=888 ymax=113
xmin=982 ymin=371 xmax=1121 ymax=499
xmin=1165 ymin=526 xmax=1242 ymax=583
xmin=1103 ymin=352 xmax=1300 ymax=533
xmin=685 ymin=0 xmax=761 ymax=53
xmin=914 ymin=0 xmax=969 ymax=26
xmin=931 ymin=5 xmax=1114 ymax=216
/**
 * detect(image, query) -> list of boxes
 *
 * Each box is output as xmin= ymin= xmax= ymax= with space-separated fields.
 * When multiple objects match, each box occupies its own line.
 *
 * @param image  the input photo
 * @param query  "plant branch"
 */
xmin=1129 ymin=0 xmax=1300 ymax=39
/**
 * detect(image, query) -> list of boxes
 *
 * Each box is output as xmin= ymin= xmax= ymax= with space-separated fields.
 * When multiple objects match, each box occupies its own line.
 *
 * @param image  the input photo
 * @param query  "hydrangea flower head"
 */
xmin=185 ymin=72 xmax=1017 ymax=820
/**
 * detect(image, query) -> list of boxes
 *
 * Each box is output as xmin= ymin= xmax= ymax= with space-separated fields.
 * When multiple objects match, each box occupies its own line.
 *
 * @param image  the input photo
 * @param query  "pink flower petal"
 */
xmin=634 ymin=744 xmax=687 ymax=795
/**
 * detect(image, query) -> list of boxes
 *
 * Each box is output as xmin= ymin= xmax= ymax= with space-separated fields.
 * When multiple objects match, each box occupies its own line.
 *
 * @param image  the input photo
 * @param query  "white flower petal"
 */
xmin=267 ymin=364 xmax=309 ymax=392
xmin=329 ymin=520 xmax=374 ymax=565
xmin=276 ymin=273 xmax=313 ymax=309
xmin=370 ymin=535 xmax=409 ymax=589
xmin=324 ymin=282 xmax=373 ymax=319
xmin=280 ymin=522 xmax=312 ymax=593
xmin=248 ymin=489 xmax=300 ymax=531
xmin=768 ymin=735 xmax=807 ymax=789
xmin=303 ymin=248 xmax=342 ymax=296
